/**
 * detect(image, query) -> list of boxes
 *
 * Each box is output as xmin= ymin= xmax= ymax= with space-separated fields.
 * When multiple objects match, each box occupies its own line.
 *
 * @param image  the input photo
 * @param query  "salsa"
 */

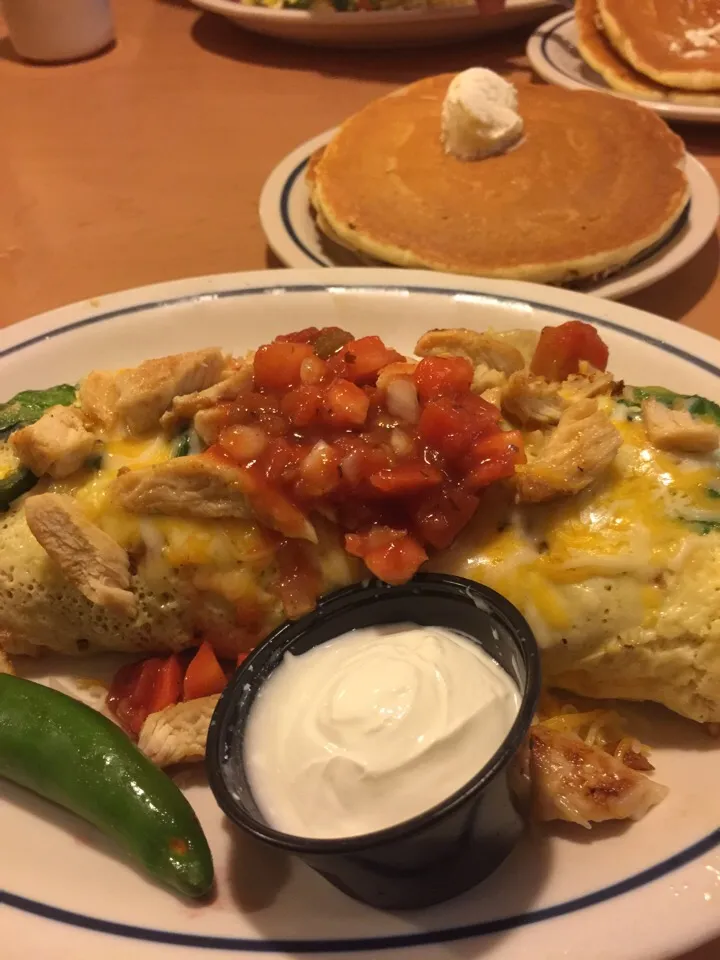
xmin=205 ymin=329 xmax=525 ymax=588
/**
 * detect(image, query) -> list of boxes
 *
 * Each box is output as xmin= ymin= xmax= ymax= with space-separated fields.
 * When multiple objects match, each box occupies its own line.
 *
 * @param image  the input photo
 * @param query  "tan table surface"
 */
xmin=1 ymin=2 xmax=719 ymax=958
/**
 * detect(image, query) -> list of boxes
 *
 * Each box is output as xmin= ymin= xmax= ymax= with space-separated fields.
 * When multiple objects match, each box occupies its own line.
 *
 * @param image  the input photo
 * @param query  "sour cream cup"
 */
xmin=206 ymin=573 xmax=540 ymax=910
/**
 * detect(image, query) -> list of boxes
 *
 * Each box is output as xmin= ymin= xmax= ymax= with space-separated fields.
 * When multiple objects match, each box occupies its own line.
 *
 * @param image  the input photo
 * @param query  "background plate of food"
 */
xmin=2 ymin=267 xmax=720 ymax=960
xmin=259 ymin=124 xmax=719 ymax=300
xmin=186 ymin=0 xmax=557 ymax=47
xmin=527 ymin=8 xmax=720 ymax=125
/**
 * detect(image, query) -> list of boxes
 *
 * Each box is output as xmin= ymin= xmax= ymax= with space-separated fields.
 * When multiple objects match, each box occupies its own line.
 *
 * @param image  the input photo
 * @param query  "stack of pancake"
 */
xmin=576 ymin=0 xmax=720 ymax=106
xmin=308 ymin=75 xmax=690 ymax=286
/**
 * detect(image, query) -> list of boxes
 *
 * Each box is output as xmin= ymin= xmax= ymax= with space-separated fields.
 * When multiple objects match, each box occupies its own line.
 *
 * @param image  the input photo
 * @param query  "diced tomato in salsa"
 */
xmin=418 ymin=395 xmax=499 ymax=460
xmin=369 ymin=463 xmax=443 ymax=496
xmin=413 ymin=356 xmax=474 ymax=400
xmin=281 ymin=386 xmax=325 ymax=427
xmin=346 ymin=527 xmax=428 ymax=585
xmin=254 ymin=342 xmax=315 ymax=391
xmin=324 ymin=379 xmax=370 ymax=428
xmin=327 ymin=336 xmax=404 ymax=384
xmin=413 ymin=487 xmax=480 ymax=550
xmin=183 ymin=641 xmax=228 ymax=701
xmin=530 ymin=320 xmax=609 ymax=382
xmin=464 ymin=430 xmax=525 ymax=490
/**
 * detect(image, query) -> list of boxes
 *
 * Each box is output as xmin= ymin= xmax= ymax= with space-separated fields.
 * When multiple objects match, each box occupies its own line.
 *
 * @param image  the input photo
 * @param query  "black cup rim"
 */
xmin=206 ymin=573 xmax=540 ymax=854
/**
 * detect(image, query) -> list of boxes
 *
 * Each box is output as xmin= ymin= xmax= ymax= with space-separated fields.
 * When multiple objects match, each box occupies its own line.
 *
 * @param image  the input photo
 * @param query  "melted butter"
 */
xmin=244 ymin=623 xmax=520 ymax=839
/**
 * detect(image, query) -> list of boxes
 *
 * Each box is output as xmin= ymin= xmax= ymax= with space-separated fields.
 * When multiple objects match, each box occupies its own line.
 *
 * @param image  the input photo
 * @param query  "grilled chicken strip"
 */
xmin=502 ymin=371 xmax=566 ymax=427
xmin=77 ymin=370 xmax=121 ymax=430
xmin=79 ymin=349 xmax=227 ymax=435
xmin=11 ymin=406 xmax=98 ymax=479
xmin=138 ymin=695 xmax=220 ymax=767
xmin=515 ymin=399 xmax=621 ymax=503
xmin=111 ymin=455 xmax=318 ymax=542
xmin=642 ymin=398 xmax=720 ymax=454
xmin=415 ymin=328 xmax=526 ymax=376
xmin=160 ymin=365 xmax=254 ymax=433
xmin=24 ymin=493 xmax=136 ymax=616
xmin=514 ymin=725 xmax=667 ymax=828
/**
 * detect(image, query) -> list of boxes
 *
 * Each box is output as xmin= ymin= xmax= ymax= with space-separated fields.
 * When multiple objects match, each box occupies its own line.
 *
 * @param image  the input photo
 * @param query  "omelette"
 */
xmin=0 ymin=324 xmax=718 ymax=829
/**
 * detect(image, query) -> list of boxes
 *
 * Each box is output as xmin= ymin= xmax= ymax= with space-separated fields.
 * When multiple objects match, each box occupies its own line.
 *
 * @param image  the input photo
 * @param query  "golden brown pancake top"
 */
xmin=576 ymin=0 xmax=664 ymax=97
xmin=312 ymin=76 xmax=688 ymax=281
xmin=599 ymin=0 xmax=720 ymax=88
xmin=577 ymin=0 xmax=720 ymax=104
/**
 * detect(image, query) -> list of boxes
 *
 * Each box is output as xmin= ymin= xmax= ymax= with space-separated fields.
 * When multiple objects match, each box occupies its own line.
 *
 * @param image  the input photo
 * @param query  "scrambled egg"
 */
xmin=437 ymin=397 xmax=720 ymax=723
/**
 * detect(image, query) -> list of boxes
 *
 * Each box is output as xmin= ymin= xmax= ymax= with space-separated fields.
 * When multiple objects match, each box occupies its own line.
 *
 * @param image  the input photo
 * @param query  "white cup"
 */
xmin=1 ymin=0 xmax=115 ymax=63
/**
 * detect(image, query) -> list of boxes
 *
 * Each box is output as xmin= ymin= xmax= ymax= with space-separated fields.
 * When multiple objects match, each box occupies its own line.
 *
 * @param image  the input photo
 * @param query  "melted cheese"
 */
xmin=442 ymin=400 xmax=720 ymax=649
xmin=49 ymin=434 xmax=269 ymax=571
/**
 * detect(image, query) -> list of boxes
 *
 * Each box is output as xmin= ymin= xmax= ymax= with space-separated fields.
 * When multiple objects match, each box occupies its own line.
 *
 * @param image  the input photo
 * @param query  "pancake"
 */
xmin=599 ymin=0 xmax=720 ymax=92
xmin=310 ymin=77 xmax=689 ymax=286
xmin=577 ymin=0 xmax=720 ymax=105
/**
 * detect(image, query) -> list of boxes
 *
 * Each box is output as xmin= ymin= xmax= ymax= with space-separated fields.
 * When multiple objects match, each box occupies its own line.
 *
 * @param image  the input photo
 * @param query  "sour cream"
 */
xmin=244 ymin=623 xmax=521 ymax=839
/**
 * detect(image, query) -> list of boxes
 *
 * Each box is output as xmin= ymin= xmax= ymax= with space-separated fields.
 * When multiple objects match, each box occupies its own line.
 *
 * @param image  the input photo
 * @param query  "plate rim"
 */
xmin=2 ymin=268 xmax=720 ymax=957
xmin=187 ymin=0 xmax=552 ymax=26
xmin=258 ymin=130 xmax=719 ymax=301
xmin=527 ymin=10 xmax=720 ymax=125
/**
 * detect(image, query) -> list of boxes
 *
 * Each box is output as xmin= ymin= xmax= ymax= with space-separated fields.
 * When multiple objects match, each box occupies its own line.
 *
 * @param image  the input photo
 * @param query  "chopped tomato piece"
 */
xmin=324 ymin=379 xmax=370 ymax=428
xmin=147 ymin=654 xmax=183 ymax=715
xmin=530 ymin=320 xmax=609 ymax=382
xmin=464 ymin=430 xmax=525 ymax=490
xmin=413 ymin=356 xmax=474 ymax=400
xmin=236 ymin=652 xmax=249 ymax=668
xmin=108 ymin=656 xmax=178 ymax=737
xmin=273 ymin=540 xmax=321 ymax=620
xmin=328 ymin=336 xmax=404 ymax=384
xmin=346 ymin=526 xmax=428 ymax=584
xmin=414 ymin=487 xmax=479 ymax=550
xmin=369 ymin=463 xmax=443 ymax=496
xmin=254 ymin=342 xmax=315 ymax=391
xmin=261 ymin=439 xmax=307 ymax=485
xmin=418 ymin=396 xmax=498 ymax=460
xmin=459 ymin=392 xmax=503 ymax=422
xmin=184 ymin=641 xmax=228 ymax=701
xmin=281 ymin=385 xmax=325 ymax=427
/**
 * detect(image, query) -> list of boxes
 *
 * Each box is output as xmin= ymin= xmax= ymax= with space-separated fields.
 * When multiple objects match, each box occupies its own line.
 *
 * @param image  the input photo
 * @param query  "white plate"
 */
xmin=259 ymin=130 xmax=719 ymax=300
xmin=527 ymin=11 xmax=720 ymax=125
xmin=187 ymin=0 xmax=556 ymax=47
xmin=2 ymin=267 xmax=720 ymax=960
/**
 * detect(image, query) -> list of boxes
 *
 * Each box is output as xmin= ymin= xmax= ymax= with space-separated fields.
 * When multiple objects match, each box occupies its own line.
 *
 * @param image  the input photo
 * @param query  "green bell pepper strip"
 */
xmin=0 ymin=675 xmax=214 ymax=898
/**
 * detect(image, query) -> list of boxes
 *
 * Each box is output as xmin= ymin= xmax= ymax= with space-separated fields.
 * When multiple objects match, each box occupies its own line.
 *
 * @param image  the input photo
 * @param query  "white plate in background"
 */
xmin=187 ymin=0 xmax=558 ymax=47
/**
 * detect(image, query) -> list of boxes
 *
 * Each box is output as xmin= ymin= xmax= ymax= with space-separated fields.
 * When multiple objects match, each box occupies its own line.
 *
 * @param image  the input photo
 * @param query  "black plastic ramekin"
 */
xmin=206 ymin=573 xmax=540 ymax=910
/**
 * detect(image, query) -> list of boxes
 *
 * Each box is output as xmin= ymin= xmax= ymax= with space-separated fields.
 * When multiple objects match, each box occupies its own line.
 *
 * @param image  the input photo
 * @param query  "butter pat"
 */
xmin=441 ymin=68 xmax=524 ymax=161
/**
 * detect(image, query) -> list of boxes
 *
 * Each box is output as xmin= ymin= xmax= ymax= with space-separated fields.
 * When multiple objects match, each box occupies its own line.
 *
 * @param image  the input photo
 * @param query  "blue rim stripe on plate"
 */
xmin=1 ymin=281 xmax=719 ymax=951
xmin=279 ymin=157 xmax=328 ymax=266
xmin=539 ymin=11 xmax=596 ymax=87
